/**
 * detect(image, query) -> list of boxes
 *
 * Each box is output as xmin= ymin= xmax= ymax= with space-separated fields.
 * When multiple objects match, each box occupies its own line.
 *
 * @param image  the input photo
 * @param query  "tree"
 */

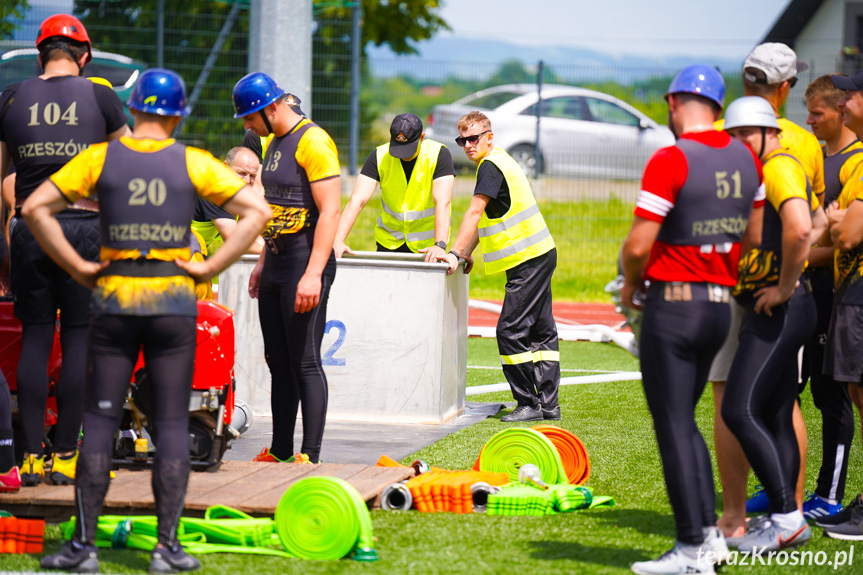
xmin=0 ymin=0 xmax=30 ymax=40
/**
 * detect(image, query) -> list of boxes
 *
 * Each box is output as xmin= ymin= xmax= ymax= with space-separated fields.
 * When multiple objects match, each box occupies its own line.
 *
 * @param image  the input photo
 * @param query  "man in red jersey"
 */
xmin=622 ymin=65 xmax=764 ymax=575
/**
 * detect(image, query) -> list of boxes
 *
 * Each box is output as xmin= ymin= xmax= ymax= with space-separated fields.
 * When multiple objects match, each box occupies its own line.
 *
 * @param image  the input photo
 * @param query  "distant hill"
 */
xmin=366 ymin=35 xmax=743 ymax=83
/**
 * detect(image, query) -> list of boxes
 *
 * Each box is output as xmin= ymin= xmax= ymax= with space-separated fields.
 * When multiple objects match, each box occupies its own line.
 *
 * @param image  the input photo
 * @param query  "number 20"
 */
xmin=128 ymin=178 xmax=167 ymax=206
xmin=715 ymin=170 xmax=742 ymax=199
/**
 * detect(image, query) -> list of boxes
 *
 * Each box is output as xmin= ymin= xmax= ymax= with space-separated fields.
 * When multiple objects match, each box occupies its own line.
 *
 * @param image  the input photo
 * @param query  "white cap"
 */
xmin=743 ymin=42 xmax=808 ymax=84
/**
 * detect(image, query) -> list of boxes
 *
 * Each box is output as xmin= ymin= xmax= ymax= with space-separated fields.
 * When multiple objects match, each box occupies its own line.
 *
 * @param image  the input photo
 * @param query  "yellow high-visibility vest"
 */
xmin=477 ymin=148 xmax=554 ymax=275
xmin=374 ymin=139 xmax=448 ymax=252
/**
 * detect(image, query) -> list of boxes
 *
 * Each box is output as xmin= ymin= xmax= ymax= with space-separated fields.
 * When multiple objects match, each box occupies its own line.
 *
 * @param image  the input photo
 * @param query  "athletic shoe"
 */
xmin=702 ymin=526 xmax=731 ymax=563
xmin=20 ymin=454 xmax=45 ymax=487
xmin=542 ymin=406 xmax=561 ymax=420
xmin=817 ymin=494 xmax=863 ymax=527
xmin=736 ymin=518 xmax=811 ymax=552
xmin=745 ymin=484 xmax=769 ymax=513
xmin=823 ymin=504 xmax=863 ymax=541
xmin=0 ymin=466 xmax=22 ymax=493
xmin=252 ymin=448 xmax=290 ymax=463
xmin=501 ymin=405 xmax=543 ymax=422
xmin=631 ymin=542 xmax=714 ymax=574
xmin=51 ymin=451 xmax=78 ymax=485
xmin=40 ymin=539 xmax=99 ymax=573
xmin=149 ymin=544 xmax=201 ymax=573
xmin=802 ymin=492 xmax=843 ymax=520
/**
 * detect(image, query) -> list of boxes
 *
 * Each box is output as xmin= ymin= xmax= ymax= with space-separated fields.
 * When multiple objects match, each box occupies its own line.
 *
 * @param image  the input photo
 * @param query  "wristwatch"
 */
xmin=448 ymin=249 xmax=461 ymax=259
xmin=434 ymin=240 xmax=447 ymax=250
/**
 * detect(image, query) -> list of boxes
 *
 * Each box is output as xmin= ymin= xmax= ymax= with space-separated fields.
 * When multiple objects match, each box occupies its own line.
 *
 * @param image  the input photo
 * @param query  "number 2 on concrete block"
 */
xmin=323 ymin=320 xmax=346 ymax=366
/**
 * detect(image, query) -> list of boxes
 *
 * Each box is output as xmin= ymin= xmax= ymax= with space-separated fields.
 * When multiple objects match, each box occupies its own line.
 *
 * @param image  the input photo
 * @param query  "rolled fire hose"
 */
xmin=477 ymin=428 xmax=568 ymax=485
xmin=531 ymin=425 xmax=590 ymax=485
xmin=274 ymin=476 xmax=378 ymax=561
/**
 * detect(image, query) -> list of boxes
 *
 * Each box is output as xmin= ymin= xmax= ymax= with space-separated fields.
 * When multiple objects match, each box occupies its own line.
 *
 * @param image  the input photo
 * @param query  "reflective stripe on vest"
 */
xmin=501 ymin=349 xmax=560 ymax=365
xmin=477 ymin=148 xmax=554 ymax=274
xmin=374 ymin=139 xmax=445 ymax=251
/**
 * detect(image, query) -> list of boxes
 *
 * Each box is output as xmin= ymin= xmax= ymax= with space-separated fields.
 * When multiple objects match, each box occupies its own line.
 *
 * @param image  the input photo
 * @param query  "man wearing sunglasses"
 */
xmin=437 ymin=111 xmax=559 ymax=423
xmin=708 ymin=42 xmax=826 ymax=542
xmin=334 ymin=113 xmax=453 ymax=262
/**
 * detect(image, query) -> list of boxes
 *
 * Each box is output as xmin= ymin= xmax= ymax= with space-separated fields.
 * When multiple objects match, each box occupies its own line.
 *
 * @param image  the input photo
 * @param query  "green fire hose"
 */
xmin=274 ymin=476 xmax=377 ymax=561
xmin=478 ymin=428 xmax=568 ymax=484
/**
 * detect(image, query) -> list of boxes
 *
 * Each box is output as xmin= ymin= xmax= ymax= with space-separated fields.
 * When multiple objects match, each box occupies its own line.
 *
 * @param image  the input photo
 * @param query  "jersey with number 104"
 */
xmin=635 ymin=130 xmax=765 ymax=286
xmin=0 ymin=75 xmax=128 ymax=204
xmin=49 ymin=137 xmax=244 ymax=316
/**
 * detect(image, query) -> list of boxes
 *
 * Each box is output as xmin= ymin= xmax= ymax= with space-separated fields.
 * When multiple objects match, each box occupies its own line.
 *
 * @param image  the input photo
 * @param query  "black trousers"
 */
xmin=640 ymin=284 xmax=730 ymax=545
xmin=723 ymin=287 xmax=816 ymax=515
xmin=803 ymin=289 xmax=854 ymax=502
xmin=74 ymin=314 xmax=196 ymax=546
xmin=496 ymin=249 xmax=560 ymax=408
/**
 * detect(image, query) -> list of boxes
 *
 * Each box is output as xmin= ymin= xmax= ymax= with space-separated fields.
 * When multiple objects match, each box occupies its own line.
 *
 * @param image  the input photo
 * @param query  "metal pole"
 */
xmin=534 ymin=60 xmax=544 ymax=178
xmin=177 ymin=0 xmax=243 ymax=135
xmin=156 ymin=0 xmax=164 ymax=68
xmin=349 ymin=3 xmax=361 ymax=175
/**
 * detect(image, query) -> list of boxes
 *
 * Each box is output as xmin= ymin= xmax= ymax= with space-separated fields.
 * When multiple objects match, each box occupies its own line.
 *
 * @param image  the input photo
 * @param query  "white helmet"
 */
xmin=723 ymin=96 xmax=780 ymax=131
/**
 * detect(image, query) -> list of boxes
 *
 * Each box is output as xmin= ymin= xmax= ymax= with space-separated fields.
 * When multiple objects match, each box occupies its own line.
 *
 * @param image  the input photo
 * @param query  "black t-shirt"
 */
xmin=193 ymin=197 xmax=233 ymax=222
xmin=0 ymin=76 xmax=127 ymax=203
xmin=474 ymin=161 xmax=511 ymax=219
xmin=360 ymin=145 xmax=455 ymax=182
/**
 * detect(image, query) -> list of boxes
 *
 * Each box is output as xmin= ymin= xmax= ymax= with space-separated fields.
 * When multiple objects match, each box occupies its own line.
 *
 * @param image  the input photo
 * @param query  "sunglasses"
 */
xmin=455 ymin=130 xmax=490 ymax=147
xmin=788 ymin=77 xmax=799 ymax=88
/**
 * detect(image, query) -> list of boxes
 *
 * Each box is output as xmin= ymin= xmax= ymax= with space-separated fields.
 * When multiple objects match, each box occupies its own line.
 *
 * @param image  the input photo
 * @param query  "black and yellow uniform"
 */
xmin=826 ymin=163 xmax=863 ymax=381
xmin=48 ymin=136 xmax=243 ymax=547
xmin=724 ymin=149 xmax=818 ymax=516
xmin=0 ymin=75 xmax=127 ymax=460
xmin=259 ymin=118 xmax=339 ymax=463
xmin=803 ymin=140 xmax=863 ymax=505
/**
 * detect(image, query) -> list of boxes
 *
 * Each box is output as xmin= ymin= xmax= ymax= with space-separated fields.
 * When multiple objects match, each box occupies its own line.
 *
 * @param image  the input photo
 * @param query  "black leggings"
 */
xmin=0 ymin=368 xmax=14 ymax=471
xmin=640 ymin=287 xmax=730 ymax=545
xmin=258 ymin=249 xmax=334 ymax=462
xmin=723 ymin=288 xmax=816 ymax=515
xmin=17 ymin=322 xmax=87 ymax=455
xmin=73 ymin=314 xmax=196 ymax=547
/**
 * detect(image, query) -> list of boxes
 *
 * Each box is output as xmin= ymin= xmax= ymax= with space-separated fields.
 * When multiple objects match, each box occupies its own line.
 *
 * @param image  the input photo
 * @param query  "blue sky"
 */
xmin=437 ymin=0 xmax=790 ymax=60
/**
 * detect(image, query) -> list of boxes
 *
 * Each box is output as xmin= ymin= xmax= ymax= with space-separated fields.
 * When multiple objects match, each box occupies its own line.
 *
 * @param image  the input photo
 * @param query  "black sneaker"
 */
xmin=501 ymin=405 xmax=543 ymax=422
xmin=149 ymin=544 xmax=201 ymax=573
xmin=542 ymin=406 xmax=561 ymax=420
xmin=40 ymin=539 xmax=100 ymax=573
xmin=824 ymin=504 xmax=863 ymax=541
xmin=817 ymin=493 xmax=863 ymax=527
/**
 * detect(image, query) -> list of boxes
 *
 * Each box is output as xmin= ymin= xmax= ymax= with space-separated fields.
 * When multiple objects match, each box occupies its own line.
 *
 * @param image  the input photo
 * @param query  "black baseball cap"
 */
xmin=833 ymin=72 xmax=863 ymax=91
xmin=389 ymin=113 xmax=423 ymax=159
xmin=284 ymin=93 xmax=306 ymax=117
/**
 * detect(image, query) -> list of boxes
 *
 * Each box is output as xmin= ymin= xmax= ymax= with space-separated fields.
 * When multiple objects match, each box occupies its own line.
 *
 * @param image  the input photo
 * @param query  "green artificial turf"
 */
xmin=4 ymin=339 xmax=862 ymax=574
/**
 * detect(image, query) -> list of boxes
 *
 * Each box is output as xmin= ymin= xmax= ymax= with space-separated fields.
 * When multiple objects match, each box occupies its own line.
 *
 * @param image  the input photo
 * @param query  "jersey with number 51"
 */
xmin=0 ymin=75 xmax=128 ymax=204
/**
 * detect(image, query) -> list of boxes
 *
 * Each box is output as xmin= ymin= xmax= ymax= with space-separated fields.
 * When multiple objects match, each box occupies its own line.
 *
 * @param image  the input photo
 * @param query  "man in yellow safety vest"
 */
xmin=437 ymin=110 xmax=559 ymax=422
xmin=334 ymin=113 xmax=453 ymax=262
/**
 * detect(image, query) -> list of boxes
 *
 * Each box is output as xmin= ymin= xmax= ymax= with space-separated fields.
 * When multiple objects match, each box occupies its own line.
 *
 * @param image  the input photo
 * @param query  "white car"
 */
xmin=426 ymin=84 xmax=675 ymax=179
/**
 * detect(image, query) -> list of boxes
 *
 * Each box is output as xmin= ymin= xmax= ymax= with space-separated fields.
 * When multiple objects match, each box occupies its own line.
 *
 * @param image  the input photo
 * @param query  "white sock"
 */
xmin=771 ymin=510 xmax=804 ymax=530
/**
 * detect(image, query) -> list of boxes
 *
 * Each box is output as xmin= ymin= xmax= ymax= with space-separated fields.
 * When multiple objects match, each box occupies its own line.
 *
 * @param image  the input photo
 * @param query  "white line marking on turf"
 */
xmin=465 ymin=371 xmax=643 ymax=396
xmin=467 ymin=365 xmax=634 ymax=374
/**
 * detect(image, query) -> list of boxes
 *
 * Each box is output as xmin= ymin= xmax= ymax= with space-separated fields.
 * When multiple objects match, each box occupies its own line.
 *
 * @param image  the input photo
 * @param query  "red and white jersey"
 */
xmin=635 ymin=130 xmax=765 ymax=286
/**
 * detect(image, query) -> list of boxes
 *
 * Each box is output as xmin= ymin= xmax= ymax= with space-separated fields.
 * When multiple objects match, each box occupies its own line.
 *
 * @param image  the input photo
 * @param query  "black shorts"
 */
xmin=10 ymin=211 xmax=100 ymax=326
xmin=825 ymin=303 xmax=863 ymax=383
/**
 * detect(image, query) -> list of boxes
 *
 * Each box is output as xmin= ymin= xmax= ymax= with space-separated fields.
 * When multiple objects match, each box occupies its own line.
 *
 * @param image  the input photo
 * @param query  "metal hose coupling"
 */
xmin=518 ymin=463 xmax=549 ymax=491
xmin=380 ymin=482 xmax=413 ymax=511
xmin=411 ymin=459 xmax=431 ymax=476
xmin=470 ymin=482 xmax=501 ymax=513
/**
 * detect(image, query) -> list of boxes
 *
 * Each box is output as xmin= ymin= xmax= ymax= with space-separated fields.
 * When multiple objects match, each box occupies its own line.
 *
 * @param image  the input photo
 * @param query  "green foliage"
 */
xmin=0 ymin=0 xmax=29 ymax=40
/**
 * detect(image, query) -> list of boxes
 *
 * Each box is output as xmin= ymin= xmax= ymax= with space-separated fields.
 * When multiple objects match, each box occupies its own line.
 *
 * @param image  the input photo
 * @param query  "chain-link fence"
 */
xmin=5 ymin=2 xmax=808 ymax=299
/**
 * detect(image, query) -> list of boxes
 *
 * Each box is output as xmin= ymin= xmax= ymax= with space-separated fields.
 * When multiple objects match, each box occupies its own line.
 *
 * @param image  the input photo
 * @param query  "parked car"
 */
xmin=0 ymin=47 xmax=146 ymax=122
xmin=426 ymin=84 xmax=675 ymax=179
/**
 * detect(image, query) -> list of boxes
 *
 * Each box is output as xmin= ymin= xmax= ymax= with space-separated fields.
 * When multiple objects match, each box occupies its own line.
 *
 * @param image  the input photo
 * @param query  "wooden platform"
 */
xmin=0 ymin=461 xmax=414 ymax=522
